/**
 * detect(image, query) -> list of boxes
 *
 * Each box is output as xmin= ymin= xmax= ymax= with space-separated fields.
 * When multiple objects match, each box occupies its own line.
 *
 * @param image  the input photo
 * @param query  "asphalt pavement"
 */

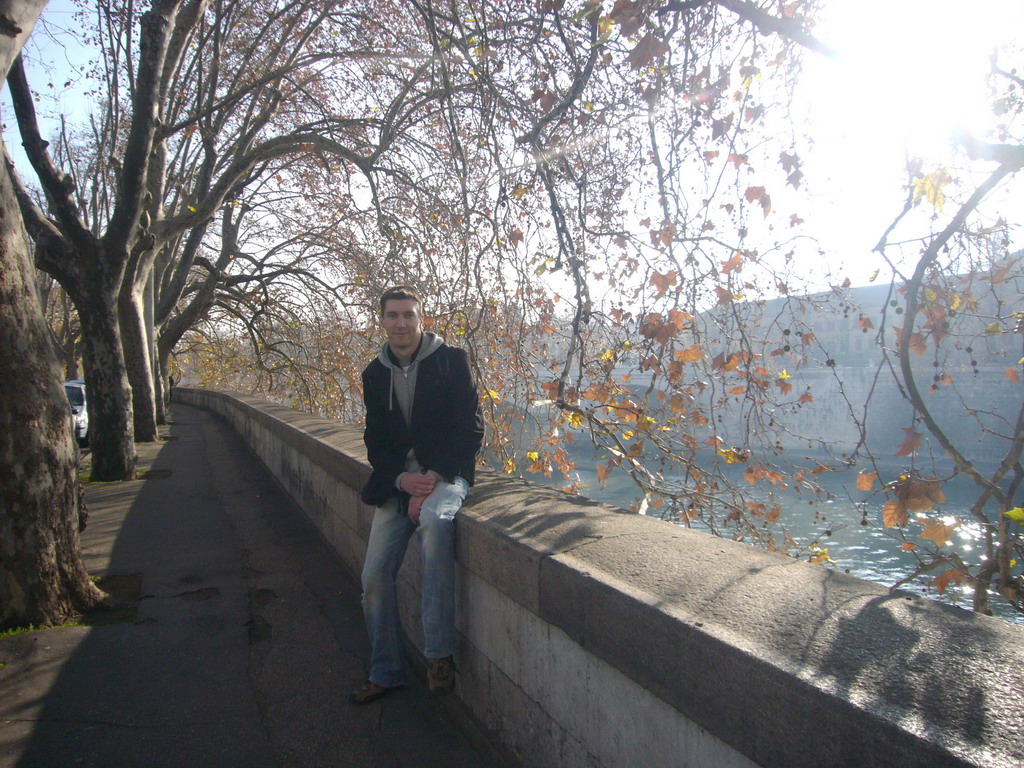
xmin=0 ymin=403 xmax=510 ymax=768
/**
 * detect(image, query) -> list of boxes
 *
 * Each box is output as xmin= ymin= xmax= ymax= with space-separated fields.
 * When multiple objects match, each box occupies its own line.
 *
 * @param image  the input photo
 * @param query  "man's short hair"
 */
xmin=379 ymin=285 xmax=422 ymax=315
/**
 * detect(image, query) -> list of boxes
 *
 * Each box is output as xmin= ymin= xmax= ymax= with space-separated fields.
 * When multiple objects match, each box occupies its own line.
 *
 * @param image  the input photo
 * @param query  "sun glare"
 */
xmin=810 ymin=0 xmax=1018 ymax=158
xmin=790 ymin=0 xmax=1024 ymax=279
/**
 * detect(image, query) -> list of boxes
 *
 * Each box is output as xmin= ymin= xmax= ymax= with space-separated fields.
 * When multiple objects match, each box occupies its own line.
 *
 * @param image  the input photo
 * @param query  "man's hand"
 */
xmin=408 ymin=495 xmax=425 ymax=525
xmin=399 ymin=470 xmax=440 ymax=498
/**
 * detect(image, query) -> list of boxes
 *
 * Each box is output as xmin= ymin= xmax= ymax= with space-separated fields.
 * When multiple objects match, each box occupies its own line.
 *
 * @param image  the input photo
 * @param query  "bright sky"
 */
xmin=791 ymin=0 xmax=1024 ymax=283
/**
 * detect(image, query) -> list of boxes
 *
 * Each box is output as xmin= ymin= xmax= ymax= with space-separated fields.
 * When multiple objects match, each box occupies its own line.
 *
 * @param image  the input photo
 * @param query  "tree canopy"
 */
xmin=6 ymin=0 xmax=1023 ymax=619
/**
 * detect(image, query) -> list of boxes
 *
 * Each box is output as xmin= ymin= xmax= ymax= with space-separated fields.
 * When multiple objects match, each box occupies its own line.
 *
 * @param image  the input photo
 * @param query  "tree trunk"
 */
xmin=78 ymin=290 xmax=138 ymax=480
xmin=119 ymin=279 xmax=159 ymax=441
xmin=0 ymin=0 xmax=107 ymax=631
xmin=154 ymin=350 xmax=167 ymax=424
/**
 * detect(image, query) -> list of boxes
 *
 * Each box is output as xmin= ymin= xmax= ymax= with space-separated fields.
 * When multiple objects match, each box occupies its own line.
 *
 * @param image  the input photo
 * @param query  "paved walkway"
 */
xmin=0 ymin=403 xmax=511 ymax=768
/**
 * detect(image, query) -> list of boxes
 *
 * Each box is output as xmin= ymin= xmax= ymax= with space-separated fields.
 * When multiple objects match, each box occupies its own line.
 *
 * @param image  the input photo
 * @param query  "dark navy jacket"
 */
xmin=360 ymin=343 xmax=484 ymax=507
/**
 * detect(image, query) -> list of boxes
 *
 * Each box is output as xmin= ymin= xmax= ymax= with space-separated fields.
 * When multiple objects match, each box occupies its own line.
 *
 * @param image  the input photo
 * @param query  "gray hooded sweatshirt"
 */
xmin=377 ymin=331 xmax=445 ymax=476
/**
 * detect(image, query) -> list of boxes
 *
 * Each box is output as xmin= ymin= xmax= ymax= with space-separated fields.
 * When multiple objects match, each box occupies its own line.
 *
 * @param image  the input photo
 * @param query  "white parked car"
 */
xmin=64 ymin=380 xmax=89 ymax=447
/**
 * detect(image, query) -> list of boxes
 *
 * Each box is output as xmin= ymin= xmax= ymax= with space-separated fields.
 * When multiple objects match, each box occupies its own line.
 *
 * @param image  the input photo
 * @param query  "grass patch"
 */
xmin=83 ymin=475 xmax=129 ymax=485
xmin=0 ymin=622 xmax=76 ymax=640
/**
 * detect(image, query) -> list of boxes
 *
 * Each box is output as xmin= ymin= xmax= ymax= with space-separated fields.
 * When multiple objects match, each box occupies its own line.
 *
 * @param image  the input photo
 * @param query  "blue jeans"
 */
xmin=361 ymin=476 xmax=469 ymax=687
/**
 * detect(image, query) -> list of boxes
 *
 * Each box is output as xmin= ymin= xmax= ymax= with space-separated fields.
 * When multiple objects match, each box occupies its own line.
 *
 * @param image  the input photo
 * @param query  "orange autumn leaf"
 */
xmin=765 ymin=505 xmax=781 ymax=523
xmin=744 ymin=185 xmax=766 ymax=204
xmin=650 ymin=270 xmax=677 ymax=297
xmin=743 ymin=464 xmax=784 ymax=486
xmin=799 ymin=392 xmax=813 ymax=404
xmin=668 ymin=308 xmax=693 ymax=330
xmin=712 ymin=352 xmax=741 ymax=372
xmin=933 ymin=568 xmax=965 ymax=595
xmin=918 ymin=518 xmax=959 ymax=548
xmin=729 ymin=385 xmax=746 ymax=395
xmin=901 ymin=542 xmax=917 ymax=551
xmin=728 ymin=152 xmax=748 ymax=169
xmin=909 ymin=333 xmax=927 ymax=355
xmin=856 ymin=471 xmax=878 ymax=491
xmin=640 ymin=313 xmax=681 ymax=344
xmin=627 ymin=32 xmax=670 ymax=70
xmin=882 ymin=499 xmax=907 ymax=528
xmin=895 ymin=427 xmax=922 ymax=457
xmin=1005 ymin=368 xmax=1021 ymax=383
xmin=650 ymin=221 xmax=676 ymax=248
xmin=675 ymin=343 xmax=703 ymax=362
xmin=894 ymin=475 xmax=946 ymax=512
xmin=721 ymin=252 xmax=743 ymax=274
xmin=714 ymin=286 xmax=734 ymax=306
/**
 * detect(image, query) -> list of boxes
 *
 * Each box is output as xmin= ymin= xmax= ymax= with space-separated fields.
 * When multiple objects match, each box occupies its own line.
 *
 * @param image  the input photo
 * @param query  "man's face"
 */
xmin=381 ymin=298 xmax=422 ymax=357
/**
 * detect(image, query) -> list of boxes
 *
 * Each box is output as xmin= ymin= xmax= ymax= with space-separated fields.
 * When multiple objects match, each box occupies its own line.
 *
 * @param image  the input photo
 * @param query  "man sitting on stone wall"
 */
xmin=351 ymin=285 xmax=484 ymax=704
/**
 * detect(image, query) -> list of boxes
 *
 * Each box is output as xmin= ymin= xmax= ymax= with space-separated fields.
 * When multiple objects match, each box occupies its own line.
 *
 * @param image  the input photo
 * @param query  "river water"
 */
xmin=526 ymin=450 xmax=1023 ymax=624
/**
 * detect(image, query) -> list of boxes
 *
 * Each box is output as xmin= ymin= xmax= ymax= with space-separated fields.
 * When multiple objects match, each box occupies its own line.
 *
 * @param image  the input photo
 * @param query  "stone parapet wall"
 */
xmin=173 ymin=388 xmax=1024 ymax=768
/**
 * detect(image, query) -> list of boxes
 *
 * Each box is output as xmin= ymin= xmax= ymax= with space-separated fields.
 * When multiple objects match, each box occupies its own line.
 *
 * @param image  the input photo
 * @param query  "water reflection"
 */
xmin=524 ymin=452 xmax=1022 ymax=624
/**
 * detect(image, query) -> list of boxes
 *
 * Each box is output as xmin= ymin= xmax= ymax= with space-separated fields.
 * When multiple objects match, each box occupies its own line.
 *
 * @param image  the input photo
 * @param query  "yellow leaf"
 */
xmin=808 ymin=547 xmax=834 ymax=566
xmin=985 ymin=322 xmax=1001 ymax=336
xmin=526 ymin=451 xmax=539 ymax=461
xmin=777 ymin=369 xmax=792 ymax=380
xmin=1005 ymin=507 xmax=1024 ymax=522
xmin=717 ymin=447 xmax=749 ymax=464
xmin=911 ymin=168 xmax=951 ymax=212
xmin=510 ymin=185 xmax=529 ymax=200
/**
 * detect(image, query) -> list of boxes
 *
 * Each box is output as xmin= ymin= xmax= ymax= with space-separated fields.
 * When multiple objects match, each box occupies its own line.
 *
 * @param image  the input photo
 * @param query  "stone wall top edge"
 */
xmin=176 ymin=388 xmax=368 ymax=473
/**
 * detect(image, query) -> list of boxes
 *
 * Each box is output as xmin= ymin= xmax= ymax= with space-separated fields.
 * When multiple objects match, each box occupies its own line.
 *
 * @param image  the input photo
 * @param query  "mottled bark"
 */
xmin=0 ymin=0 xmax=106 ymax=629
xmin=154 ymin=352 xmax=168 ymax=424
xmin=76 ymin=288 xmax=137 ymax=480
xmin=119 ymin=280 xmax=159 ymax=442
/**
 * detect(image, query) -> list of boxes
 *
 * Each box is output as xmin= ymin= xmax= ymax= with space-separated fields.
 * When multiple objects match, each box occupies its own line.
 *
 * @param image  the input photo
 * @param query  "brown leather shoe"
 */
xmin=350 ymin=680 xmax=401 ymax=705
xmin=426 ymin=656 xmax=455 ymax=697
